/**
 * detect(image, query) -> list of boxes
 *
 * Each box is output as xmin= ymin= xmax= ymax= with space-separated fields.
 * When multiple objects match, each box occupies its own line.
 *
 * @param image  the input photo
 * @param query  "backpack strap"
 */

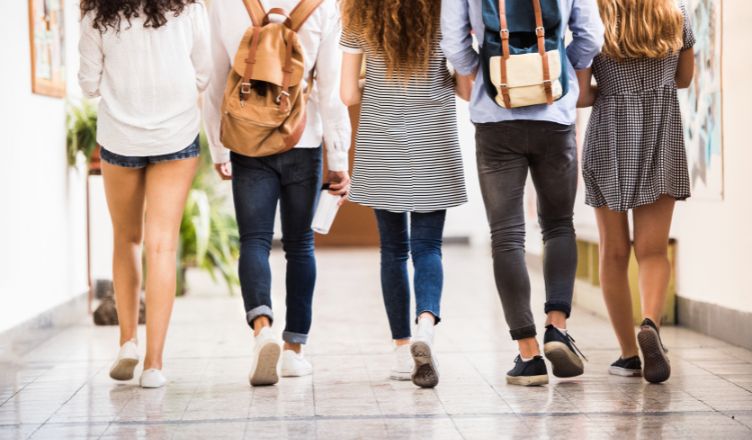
xmin=531 ymin=0 xmax=553 ymax=105
xmin=242 ymin=0 xmax=266 ymax=27
xmin=497 ymin=0 xmax=512 ymax=108
xmin=288 ymin=0 xmax=323 ymax=32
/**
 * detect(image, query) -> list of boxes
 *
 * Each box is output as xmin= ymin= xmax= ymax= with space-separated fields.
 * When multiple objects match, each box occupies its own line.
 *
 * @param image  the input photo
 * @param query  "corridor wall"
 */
xmin=0 ymin=1 xmax=89 ymax=335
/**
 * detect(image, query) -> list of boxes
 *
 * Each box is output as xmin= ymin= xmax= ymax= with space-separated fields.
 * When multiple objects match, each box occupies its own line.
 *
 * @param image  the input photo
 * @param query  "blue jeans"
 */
xmin=374 ymin=210 xmax=446 ymax=340
xmin=230 ymin=147 xmax=322 ymax=345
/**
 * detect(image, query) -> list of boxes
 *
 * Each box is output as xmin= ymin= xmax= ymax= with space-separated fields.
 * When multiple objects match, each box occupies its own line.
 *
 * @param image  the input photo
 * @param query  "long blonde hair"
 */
xmin=341 ymin=0 xmax=440 ymax=80
xmin=598 ymin=0 xmax=684 ymax=60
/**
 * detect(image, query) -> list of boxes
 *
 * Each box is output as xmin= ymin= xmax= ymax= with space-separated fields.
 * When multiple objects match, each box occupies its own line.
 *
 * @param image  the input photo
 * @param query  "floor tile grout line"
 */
xmin=3 ymin=408 xmax=739 ymax=431
xmin=24 ymin=363 xmax=107 ymax=440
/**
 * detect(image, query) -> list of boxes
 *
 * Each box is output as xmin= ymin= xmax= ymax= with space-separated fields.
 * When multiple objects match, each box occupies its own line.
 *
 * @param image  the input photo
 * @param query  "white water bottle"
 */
xmin=311 ymin=184 xmax=342 ymax=235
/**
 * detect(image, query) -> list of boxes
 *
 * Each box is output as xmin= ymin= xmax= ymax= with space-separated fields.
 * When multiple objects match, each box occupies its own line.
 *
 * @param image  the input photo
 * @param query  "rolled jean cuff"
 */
xmin=283 ymin=330 xmax=308 ymax=345
xmin=415 ymin=310 xmax=442 ymax=326
xmin=509 ymin=324 xmax=537 ymax=341
xmin=544 ymin=302 xmax=572 ymax=318
xmin=246 ymin=305 xmax=274 ymax=328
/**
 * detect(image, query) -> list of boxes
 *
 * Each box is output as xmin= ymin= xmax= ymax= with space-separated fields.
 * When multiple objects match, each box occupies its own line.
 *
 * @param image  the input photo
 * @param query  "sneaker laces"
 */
xmin=555 ymin=328 xmax=588 ymax=362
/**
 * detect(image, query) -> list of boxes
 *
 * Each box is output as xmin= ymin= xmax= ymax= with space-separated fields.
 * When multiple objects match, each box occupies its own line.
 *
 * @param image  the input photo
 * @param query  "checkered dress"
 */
xmin=583 ymin=4 xmax=696 ymax=212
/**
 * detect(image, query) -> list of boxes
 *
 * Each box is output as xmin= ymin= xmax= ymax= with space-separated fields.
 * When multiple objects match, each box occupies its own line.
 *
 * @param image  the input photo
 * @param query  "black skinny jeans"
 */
xmin=475 ymin=120 xmax=578 ymax=341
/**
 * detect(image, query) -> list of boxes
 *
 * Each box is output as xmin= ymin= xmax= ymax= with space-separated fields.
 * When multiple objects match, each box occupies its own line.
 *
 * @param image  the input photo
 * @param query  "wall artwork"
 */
xmin=679 ymin=0 xmax=723 ymax=200
xmin=28 ymin=0 xmax=66 ymax=98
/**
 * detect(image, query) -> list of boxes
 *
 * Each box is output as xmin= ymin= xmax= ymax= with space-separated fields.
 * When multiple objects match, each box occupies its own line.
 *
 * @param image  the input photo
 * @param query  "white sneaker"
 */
xmin=280 ymin=349 xmax=313 ymax=377
xmin=140 ymin=369 xmax=167 ymax=388
xmin=411 ymin=317 xmax=439 ymax=388
xmin=390 ymin=344 xmax=413 ymax=381
xmin=109 ymin=340 xmax=139 ymax=381
xmin=249 ymin=327 xmax=281 ymax=386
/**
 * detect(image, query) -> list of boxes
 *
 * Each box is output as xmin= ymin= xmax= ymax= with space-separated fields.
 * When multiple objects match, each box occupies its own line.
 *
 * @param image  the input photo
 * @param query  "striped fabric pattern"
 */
xmin=340 ymin=28 xmax=467 ymax=213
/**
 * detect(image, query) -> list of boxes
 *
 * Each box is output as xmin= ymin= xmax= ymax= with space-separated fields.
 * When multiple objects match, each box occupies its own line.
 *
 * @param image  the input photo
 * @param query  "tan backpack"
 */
xmin=220 ymin=0 xmax=322 ymax=157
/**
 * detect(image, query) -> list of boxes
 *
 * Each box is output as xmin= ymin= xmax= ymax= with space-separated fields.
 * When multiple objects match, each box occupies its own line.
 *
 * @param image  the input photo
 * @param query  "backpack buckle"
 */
xmin=275 ymin=90 xmax=290 ymax=104
xmin=240 ymin=82 xmax=252 ymax=95
xmin=535 ymin=27 xmax=545 ymax=37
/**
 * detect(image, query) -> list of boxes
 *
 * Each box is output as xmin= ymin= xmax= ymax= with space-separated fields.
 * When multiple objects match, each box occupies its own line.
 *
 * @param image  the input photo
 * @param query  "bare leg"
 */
xmin=518 ymin=338 xmax=541 ymax=358
xmin=142 ymin=158 xmax=199 ymax=370
xmin=594 ymin=207 xmax=638 ymax=358
xmin=633 ymin=196 xmax=675 ymax=327
xmin=102 ymin=162 xmax=146 ymax=346
xmin=545 ymin=311 xmax=567 ymax=329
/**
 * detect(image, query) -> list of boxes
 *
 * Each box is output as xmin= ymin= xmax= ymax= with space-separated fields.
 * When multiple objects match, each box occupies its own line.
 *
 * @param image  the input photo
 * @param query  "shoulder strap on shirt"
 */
xmin=288 ymin=0 xmax=323 ymax=32
xmin=242 ymin=0 xmax=266 ymax=27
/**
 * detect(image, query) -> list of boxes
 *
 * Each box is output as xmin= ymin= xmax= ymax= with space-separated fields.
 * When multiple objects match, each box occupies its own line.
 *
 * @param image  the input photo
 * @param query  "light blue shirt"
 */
xmin=440 ymin=0 xmax=604 ymax=125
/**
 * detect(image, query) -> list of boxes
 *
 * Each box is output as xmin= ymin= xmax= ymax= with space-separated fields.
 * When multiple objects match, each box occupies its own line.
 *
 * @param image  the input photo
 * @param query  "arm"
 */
xmin=675 ymin=49 xmax=694 ymax=89
xmin=201 ymin=5 xmax=233 ymax=178
xmin=340 ymin=52 xmax=364 ymax=106
xmin=317 ymin=7 xmax=352 ymax=194
xmin=455 ymin=73 xmax=474 ymax=102
xmin=576 ymin=67 xmax=597 ymax=108
xmin=675 ymin=3 xmax=696 ymax=89
xmin=440 ymin=0 xmax=479 ymax=77
xmin=78 ymin=14 xmax=103 ymax=98
xmin=191 ymin=1 xmax=212 ymax=92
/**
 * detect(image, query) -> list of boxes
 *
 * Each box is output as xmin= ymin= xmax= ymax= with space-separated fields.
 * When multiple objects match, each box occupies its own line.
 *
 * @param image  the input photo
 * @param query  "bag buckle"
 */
xmin=240 ymin=82 xmax=252 ymax=95
xmin=275 ymin=90 xmax=290 ymax=104
xmin=499 ymin=29 xmax=509 ymax=40
xmin=535 ymin=26 xmax=545 ymax=37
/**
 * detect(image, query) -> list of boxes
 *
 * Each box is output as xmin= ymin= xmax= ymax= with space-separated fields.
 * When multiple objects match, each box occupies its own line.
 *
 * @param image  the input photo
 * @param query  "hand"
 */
xmin=214 ymin=162 xmax=232 ymax=180
xmin=327 ymin=170 xmax=350 ymax=202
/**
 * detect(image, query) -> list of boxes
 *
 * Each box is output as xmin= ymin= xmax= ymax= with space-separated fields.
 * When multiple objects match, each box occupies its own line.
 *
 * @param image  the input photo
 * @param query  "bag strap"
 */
xmin=497 ymin=0 xmax=512 ymax=108
xmin=531 ymin=0 xmax=553 ymax=105
xmin=288 ymin=0 xmax=323 ymax=32
xmin=241 ymin=0 xmax=266 ymax=27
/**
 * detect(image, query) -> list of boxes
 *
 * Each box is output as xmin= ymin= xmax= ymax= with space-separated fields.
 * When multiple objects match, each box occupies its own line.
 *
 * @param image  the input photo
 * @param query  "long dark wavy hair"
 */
xmin=80 ymin=0 xmax=196 ymax=32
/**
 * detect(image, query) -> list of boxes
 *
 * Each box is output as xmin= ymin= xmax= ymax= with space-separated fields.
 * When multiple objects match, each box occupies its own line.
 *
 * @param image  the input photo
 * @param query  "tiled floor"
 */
xmin=1 ymin=247 xmax=751 ymax=439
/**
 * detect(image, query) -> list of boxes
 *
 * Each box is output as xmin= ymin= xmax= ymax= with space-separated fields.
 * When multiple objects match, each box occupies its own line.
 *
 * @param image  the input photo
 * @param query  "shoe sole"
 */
xmin=608 ymin=366 xmax=642 ymax=377
xmin=638 ymin=326 xmax=670 ymax=383
xmin=110 ymin=358 xmax=138 ymax=381
xmin=410 ymin=341 xmax=439 ymax=388
xmin=506 ymin=374 xmax=549 ymax=386
xmin=250 ymin=343 xmax=281 ymax=387
xmin=281 ymin=368 xmax=312 ymax=378
xmin=544 ymin=341 xmax=584 ymax=378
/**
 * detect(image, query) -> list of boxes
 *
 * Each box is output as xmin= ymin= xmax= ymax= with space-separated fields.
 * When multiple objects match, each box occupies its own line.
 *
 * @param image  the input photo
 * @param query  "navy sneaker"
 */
xmin=608 ymin=356 xmax=642 ymax=377
xmin=543 ymin=325 xmax=586 ymax=378
xmin=506 ymin=355 xmax=549 ymax=386
xmin=638 ymin=318 xmax=671 ymax=383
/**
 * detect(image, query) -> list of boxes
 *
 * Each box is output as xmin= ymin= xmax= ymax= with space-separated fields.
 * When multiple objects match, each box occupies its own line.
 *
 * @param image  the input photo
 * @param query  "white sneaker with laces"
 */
xmin=140 ymin=368 xmax=167 ymax=388
xmin=109 ymin=340 xmax=139 ymax=381
xmin=280 ymin=349 xmax=313 ymax=377
xmin=411 ymin=317 xmax=439 ymax=388
xmin=249 ymin=327 xmax=281 ymax=386
xmin=390 ymin=344 xmax=413 ymax=381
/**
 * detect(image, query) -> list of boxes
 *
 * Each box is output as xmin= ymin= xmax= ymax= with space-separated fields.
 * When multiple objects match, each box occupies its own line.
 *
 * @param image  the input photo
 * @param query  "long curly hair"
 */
xmin=80 ymin=0 xmax=196 ymax=32
xmin=341 ymin=0 xmax=440 ymax=81
xmin=598 ymin=0 xmax=684 ymax=60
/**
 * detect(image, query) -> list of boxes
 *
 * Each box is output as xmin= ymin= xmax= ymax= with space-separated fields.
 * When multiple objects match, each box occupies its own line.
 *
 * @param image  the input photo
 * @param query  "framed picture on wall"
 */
xmin=28 ymin=0 xmax=66 ymax=98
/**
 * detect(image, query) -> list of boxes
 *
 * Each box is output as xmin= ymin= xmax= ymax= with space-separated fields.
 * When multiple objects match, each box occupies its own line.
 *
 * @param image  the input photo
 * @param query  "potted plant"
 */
xmin=66 ymin=100 xmax=101 ymax=174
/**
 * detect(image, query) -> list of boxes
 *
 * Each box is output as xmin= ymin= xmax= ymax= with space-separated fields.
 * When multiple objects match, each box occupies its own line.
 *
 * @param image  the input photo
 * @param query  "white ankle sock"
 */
xmin=520 ymin=355 xmax=534 ymax=362
xmin=555 ymin=326 xmax=568 ymax=335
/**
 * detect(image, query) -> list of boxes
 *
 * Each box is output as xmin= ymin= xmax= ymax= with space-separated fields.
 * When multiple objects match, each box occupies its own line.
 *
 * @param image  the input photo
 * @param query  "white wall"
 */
xmin=0 ymin=0 xmax=90 ymax=333
xmin=568 ymin=2 xmax=752 ymax=314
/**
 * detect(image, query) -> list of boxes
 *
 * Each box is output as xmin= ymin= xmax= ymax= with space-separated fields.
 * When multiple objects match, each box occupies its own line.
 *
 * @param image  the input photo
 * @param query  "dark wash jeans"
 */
xmin=475 ymin=120 xmax=578 ymax=341
xmin=230 ymin=147 xmax=322 ymax=345
xmin=374 ymin=209 xmax=446 ymax=340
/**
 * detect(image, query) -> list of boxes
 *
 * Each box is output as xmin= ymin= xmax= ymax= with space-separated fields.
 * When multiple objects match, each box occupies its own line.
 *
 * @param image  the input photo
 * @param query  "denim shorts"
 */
xmin=100 ymin=136 xmax=200 ymax=168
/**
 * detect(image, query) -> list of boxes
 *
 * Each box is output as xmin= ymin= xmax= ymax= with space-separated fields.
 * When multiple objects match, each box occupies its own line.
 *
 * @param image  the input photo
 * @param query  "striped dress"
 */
xmin=340 ymin=29 xmax=467 ymax=213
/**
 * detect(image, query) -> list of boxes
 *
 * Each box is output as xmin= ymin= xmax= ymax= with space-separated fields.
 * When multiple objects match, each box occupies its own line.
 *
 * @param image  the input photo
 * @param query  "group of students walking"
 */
xmin=78 ymin=0 xmax=695 ymax=389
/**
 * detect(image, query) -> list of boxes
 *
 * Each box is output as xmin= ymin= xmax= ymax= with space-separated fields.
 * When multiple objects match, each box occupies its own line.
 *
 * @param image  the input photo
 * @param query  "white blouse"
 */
xmin=78 ymin=2 xmax=212 ymax=157
xmin=202 ymin=0 xmax=350 ymax=171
